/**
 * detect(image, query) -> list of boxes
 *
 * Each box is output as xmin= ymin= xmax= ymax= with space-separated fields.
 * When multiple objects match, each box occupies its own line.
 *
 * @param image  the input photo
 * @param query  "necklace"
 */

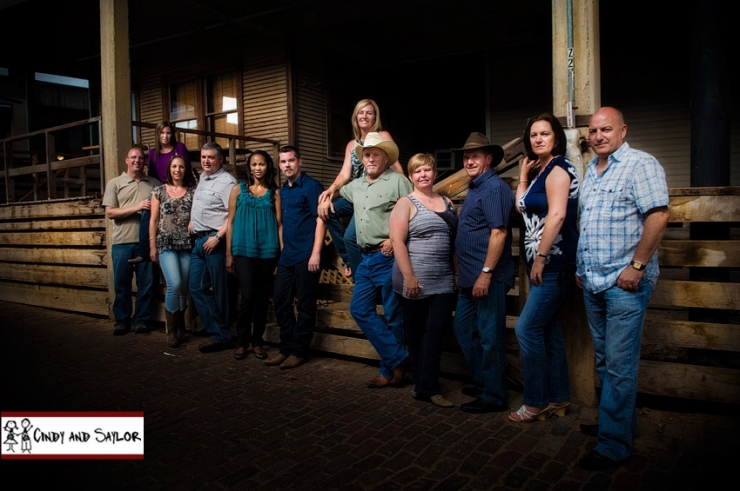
xmin=415 ymin=191 xmax=435 ymax=204
xmin=168 ymin=184 xmax=187 ymax=198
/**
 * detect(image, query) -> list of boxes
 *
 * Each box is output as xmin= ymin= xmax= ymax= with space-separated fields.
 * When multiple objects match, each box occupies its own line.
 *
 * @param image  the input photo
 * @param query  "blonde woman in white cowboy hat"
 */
xmin=317 ymin=99 xmax=404 ymax=278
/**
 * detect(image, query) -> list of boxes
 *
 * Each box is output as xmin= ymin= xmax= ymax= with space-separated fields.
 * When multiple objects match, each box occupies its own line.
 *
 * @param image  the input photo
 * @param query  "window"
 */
xmin=206 ymin=72 xmax=240 ymax=148
xmin=169 ymin=79 xmax=199 ymax=149
xmin=168 ymin=72 xmax=242 ymax=150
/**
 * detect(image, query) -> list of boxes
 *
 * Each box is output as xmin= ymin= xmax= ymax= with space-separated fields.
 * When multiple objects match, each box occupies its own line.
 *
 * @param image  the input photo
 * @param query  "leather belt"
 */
xmin=193 ymin=230 xmax=216 ymax=239
xmin=362 ymin=244 xmax=383 ymax=254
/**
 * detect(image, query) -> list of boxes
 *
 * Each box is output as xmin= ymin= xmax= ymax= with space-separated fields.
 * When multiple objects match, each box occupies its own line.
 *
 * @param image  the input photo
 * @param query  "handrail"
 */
xmin=0 ymin=117 xmax=102 ymax=145
xmin=1 ymin=119 xmax=282 ymax=204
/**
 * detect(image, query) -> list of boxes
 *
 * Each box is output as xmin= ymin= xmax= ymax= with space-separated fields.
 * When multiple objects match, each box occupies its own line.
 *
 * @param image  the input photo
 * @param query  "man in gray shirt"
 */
xmin=189 ymin=142 xmax=237 ymax=353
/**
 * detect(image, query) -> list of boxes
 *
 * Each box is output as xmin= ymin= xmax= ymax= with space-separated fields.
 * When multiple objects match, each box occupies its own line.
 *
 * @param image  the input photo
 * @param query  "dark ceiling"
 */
xmin=0 ymin=0 xmax=550 ymax=79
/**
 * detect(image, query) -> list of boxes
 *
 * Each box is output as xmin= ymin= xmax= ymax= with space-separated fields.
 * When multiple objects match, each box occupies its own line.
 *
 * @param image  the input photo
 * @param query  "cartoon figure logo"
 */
xmin=3 ymin=418 xmax=33 ymax=454
xmin=3 ymin=420 xmax=19 ymax=453
xmin=20 ymin=418 xmax=33 ymax=453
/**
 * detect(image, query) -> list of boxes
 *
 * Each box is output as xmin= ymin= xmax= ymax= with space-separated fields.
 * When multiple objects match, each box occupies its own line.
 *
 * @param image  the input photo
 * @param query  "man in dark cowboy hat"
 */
xmin=452 ymin=132 xmax=515 ymax=413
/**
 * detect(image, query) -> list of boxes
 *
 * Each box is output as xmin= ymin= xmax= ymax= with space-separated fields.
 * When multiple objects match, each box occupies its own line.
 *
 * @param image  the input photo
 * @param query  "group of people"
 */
xmin=103 ymin=124 xmax=322 ymax=370
xmin=103 ymin=103 xmax=669 ymax=472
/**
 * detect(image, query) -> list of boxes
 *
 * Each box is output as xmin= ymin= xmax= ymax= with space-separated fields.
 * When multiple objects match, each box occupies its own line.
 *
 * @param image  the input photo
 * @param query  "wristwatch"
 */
xmin=630 ymin=260 xmax=646 ymax=271
xmin=481 ymin=266 xmax=493 ymax=274
xmin=215 ymin=233 xmax=222 ymax=241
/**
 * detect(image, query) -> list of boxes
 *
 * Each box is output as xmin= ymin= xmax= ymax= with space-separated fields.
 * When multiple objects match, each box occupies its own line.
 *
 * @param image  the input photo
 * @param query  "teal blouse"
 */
xmin=231 ymin=183 xmax=280 ymax=258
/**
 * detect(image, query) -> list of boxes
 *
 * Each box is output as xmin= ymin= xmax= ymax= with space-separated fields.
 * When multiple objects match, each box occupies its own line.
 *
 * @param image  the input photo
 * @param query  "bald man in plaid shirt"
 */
xmin=576 ymin=107 xmax=669 ymax=471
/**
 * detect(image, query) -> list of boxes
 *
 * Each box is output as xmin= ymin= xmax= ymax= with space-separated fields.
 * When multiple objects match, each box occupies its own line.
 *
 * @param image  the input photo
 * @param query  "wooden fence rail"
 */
xmin=0 ymin=187 xmax=737 ymax=405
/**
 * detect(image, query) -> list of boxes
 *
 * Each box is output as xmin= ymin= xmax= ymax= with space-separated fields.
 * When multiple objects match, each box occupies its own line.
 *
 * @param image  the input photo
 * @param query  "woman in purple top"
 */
xmin=130 ymin=122 xmax=192 ymax=264
xmin=147 ymin=122 xmax=191 ymax=183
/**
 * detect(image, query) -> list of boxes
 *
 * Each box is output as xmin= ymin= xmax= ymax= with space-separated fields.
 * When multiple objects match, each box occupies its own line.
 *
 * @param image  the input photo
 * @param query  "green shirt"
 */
xmin=340 ymin=169 xmax=412 ymax=248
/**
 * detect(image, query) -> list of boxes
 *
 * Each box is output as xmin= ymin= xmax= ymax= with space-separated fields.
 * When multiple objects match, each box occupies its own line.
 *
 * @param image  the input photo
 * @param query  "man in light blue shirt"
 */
xmin=576 ymin=107 xmax=669 ymax=471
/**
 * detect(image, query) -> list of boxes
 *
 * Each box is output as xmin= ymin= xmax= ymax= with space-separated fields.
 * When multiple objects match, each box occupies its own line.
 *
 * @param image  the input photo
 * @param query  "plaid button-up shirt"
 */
xmin=576 ymin=142 xmax=669 ymax=293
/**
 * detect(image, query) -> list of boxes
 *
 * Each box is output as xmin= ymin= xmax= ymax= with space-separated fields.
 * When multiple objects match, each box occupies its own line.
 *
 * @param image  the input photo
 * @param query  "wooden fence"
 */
xmin=0 ymin=187 xmax=737 ymax=405
xmin=0 ymin=197 xmax=109 ymax=315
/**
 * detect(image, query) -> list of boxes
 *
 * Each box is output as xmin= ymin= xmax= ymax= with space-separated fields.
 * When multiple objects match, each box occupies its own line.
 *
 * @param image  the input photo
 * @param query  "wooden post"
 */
xmin=551 ymin=0 xmax=600 ymax=406
xmin=100 ymin=0 xmax=133 ymax=319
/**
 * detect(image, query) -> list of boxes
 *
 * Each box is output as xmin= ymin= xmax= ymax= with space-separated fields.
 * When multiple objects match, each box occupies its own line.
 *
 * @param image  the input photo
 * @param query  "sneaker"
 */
xmin=134 ymin=323 xmax=149 ymax=334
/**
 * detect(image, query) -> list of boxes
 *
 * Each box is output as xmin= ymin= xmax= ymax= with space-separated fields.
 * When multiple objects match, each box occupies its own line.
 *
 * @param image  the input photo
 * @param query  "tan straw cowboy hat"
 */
xmin=354 ymin=132 xmax=399 ymax=166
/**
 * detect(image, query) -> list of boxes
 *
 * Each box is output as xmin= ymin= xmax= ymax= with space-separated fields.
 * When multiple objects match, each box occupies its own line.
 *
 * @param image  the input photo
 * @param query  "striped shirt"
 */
xmin=576 ymin=142 xmax=669 ymax=293
xmin=455 ymin=169 xmax=515 ymax=289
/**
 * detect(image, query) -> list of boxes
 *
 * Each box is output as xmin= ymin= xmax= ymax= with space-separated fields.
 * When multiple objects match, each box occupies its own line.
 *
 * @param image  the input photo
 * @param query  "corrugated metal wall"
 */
xmin=293 ymin=48 xmax=334 ymax=186
xmin=133 ymin=42 xmax=290 ymax=160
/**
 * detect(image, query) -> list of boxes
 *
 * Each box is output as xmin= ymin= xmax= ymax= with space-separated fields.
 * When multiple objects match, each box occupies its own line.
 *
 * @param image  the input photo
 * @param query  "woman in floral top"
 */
xmin=510 ymin=113 xmax=580 ymax=423
xmin=149 ymin=155 xmax=196 ymax=347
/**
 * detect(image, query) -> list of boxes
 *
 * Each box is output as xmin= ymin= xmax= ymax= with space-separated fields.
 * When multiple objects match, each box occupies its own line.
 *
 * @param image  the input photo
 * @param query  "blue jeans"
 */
xmin=350 ymin=252 xmax=406 ymax=379
xmin=158 ymin=249 xmax=191 ymax=312
xmin=111 ymin=243 xmax=154 ymax=326
xmin=453 ymin=282 xmax=509 ymax=405
xmin=515 ymin=269 xmax=573 ymax=408
xmin=583 ymin=280 xmax=654 ymax=462
xmin=398 ymin=292 xmax=456 ymax=396
xmin=189 ymin=234 xmax=231 ymax=341
xmin=134 ymin=206 xmax=151 ymax=260
xmin=273 ymin=259 xmax=319 ymax=358
xmin=326 ymin=197 xmax=362 ymax=278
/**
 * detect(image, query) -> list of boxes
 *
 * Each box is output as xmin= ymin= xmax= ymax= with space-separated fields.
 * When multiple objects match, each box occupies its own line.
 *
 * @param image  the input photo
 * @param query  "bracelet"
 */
xmin=536 ymin=251 xmax=548 ymax=258
xmin=519 ymin=180 xmax=529 ymax=184
xmin=149 ymin=238 xmax=156 ymax=241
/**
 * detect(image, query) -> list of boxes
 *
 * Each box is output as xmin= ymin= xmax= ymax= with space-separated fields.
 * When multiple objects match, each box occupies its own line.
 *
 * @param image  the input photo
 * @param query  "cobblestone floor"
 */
xmin=0 ymin=301 xmax=736 ymax=490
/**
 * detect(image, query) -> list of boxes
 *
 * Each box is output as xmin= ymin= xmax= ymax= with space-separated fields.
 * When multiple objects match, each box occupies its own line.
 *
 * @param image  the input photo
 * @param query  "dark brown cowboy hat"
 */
xmin=452 ymin=132 xmax=504 ymax=165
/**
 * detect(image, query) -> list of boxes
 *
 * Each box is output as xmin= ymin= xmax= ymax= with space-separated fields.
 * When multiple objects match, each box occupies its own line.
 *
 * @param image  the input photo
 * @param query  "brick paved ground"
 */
xmin=0 ymin=301 xmax=737 ymax=490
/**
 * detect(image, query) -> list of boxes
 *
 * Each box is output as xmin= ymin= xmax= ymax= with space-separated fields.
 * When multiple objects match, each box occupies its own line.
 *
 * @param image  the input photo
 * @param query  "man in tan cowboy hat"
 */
xmin=452 ymin=132 xmax=515 ymax=413
xmin=338 ymin=132 xmax=412 ymax=388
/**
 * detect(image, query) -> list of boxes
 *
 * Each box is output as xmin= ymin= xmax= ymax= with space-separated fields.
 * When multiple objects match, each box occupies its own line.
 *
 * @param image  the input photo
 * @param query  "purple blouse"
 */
xmin=148 ymin=142 xmax=190 ymax=183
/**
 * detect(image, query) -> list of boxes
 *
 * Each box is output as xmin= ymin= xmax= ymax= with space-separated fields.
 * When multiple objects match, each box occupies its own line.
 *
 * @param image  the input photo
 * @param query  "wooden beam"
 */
xmin=0 ymin=282 xmax=109 ymax=316
xmin=0 ymin=199 xmax=103 ymax=220
xmin=0 ymin=264 xmax=108 ymax=289
xmin=0 ymin=247 xmax=107 ymax=266
xmin=658 ymin=240 xmax=740 ymax=267
xmin=650 ymin=279 xmax=740 ymax=310
xmin=669 ymin=186 xmax=740 ymax=196
xmin=637 ymin=360 xmax=740 ymax=404
xmin=643 ymin=317 xmax=740 ymax=351
xmin=0 ymin=218 xmax=104 ymax=231
xmin=668 ymin=195 xmax=740 ymax=222
xmin=0 ymin=231 xmax=106 ymax=246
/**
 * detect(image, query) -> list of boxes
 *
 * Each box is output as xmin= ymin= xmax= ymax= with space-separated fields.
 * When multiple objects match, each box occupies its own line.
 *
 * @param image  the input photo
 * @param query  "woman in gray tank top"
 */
xmin=390 ymin=153 xmax=458 ymax=407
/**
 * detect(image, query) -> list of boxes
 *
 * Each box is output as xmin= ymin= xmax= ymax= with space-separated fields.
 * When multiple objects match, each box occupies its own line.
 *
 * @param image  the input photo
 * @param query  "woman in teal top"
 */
xmin=226 ymin=150 xmax=283 ymax=360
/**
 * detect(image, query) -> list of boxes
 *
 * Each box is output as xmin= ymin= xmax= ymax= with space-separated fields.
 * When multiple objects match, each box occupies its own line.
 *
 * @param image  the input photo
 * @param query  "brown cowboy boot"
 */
xmin=165 ymin=310 xmax=179 ymax=347
xmin=176 ymin=308 xmax=188 ymax=343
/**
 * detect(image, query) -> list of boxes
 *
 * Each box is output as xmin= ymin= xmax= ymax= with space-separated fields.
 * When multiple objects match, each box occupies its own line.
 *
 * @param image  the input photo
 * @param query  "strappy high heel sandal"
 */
xmin=508 ymin=405 xmax=549 ymax=423
xmin=546 ymin=402 xmax=570 ymax=418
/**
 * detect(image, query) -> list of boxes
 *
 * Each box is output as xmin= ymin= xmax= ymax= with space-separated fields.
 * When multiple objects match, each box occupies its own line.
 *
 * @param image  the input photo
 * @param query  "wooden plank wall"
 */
xmin=0 ymin=198 xmax=109 ymax=316
xmin=638 ymin=187 xmax=740 ymax=403
xmin=293 ymin=47 xmax=336 ymax=187
xmin=242 ymin=41 xmax=289 ymax=155
xmin=1 ymin=187 xmax=736 ymax=405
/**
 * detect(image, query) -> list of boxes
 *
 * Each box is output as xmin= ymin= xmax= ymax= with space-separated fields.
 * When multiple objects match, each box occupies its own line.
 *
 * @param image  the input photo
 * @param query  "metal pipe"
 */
xmin=566 ymin=0 xmax=575 ymax=128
